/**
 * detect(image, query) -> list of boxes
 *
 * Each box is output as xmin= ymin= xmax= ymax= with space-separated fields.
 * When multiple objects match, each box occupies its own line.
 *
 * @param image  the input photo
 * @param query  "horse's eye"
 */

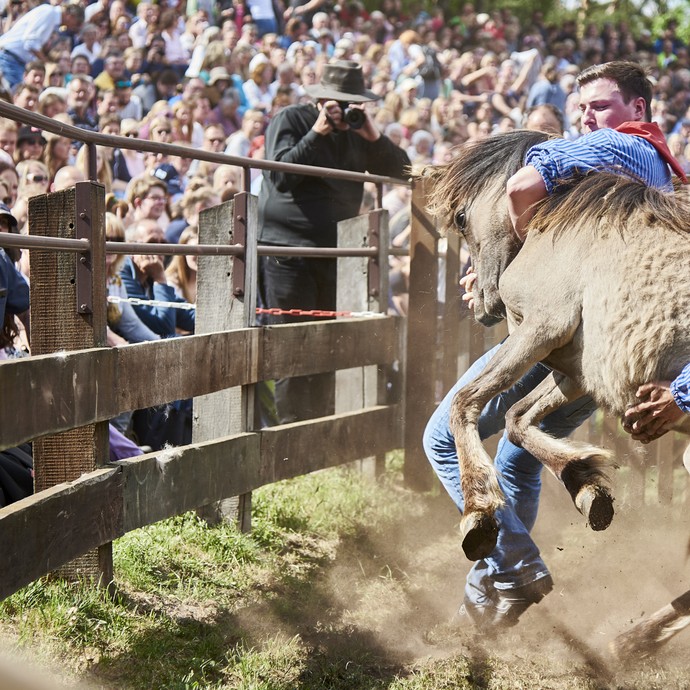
xmin=454 ymin=209 xmax=467 ymax=230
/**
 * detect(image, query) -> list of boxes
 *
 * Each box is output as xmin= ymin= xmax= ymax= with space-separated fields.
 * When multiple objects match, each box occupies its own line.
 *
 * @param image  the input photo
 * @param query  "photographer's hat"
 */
xmin=304 ymin=60 xmax=377 ymax=103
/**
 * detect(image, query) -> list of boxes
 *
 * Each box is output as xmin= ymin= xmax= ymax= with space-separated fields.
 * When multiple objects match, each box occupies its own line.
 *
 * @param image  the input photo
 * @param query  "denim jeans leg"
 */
xmin=0 ymin=53 xmax=25 ymax=89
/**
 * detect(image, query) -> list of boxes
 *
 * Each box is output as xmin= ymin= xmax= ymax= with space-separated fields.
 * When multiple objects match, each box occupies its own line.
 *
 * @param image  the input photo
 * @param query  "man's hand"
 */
xmin=459 ymin=264 xmax=476 ymax=311
xmin=622 ymin=381 xmax=684 ymax=443
xmin=313 ymin=100 xmax=344 ymax=136
xmin=133 ymin=254 xmax=167 ymax=284
xmin=313 ymin=101 xmax=380 ymax=142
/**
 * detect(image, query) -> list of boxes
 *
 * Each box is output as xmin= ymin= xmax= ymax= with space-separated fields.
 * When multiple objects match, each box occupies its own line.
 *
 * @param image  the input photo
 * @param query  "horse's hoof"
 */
xmin=575 ymin=484 xmax=614 ymax=531
xmin=461 ymin=512 xmax=499 ymax=561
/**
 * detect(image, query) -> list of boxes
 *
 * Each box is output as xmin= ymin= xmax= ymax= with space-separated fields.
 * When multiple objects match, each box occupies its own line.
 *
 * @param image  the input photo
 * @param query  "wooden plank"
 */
xmin=117 ymin=330 xmax=259 ymax=412
xmin=0 ymin=319 xmax=400 ymax=450
xmin=261 ymin=316 xmax=399 ymax=379
xmin=259 ymin=405 xmax=402 ymax=484
xmin=403 ymin=177 xmax=437 ymax=490
xmin=0 ymin=467 xmax=123 ymax=601
xmin=0 ymin=347 xmax=118 ymax=451
xmin=118 ymin=434 xmax=260 ymax=532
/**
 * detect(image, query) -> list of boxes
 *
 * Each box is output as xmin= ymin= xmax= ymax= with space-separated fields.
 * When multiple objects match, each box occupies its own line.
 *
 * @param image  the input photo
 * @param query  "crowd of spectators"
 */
xmin=1 ymin=0 xmax=689 ymax=454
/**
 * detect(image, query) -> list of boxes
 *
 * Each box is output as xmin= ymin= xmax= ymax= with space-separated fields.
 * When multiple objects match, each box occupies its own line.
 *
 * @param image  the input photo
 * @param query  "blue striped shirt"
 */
xmin=526 ymin=129 xmax=673 ymax=193
xmin=671 ymin=362 xmax=690 ymax=414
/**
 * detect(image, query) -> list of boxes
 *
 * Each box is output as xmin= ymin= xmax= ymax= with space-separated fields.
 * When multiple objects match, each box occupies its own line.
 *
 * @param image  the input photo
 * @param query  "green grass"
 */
xmin=0 ymin=457 xmax=418 ymax=689
xmin=2 ymin=454 xmax=690 ymax=690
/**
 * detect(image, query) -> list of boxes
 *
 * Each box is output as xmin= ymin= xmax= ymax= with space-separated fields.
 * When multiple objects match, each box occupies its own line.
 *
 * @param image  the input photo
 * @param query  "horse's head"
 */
xmin=423 ymin=131 xmax=548 ymax=326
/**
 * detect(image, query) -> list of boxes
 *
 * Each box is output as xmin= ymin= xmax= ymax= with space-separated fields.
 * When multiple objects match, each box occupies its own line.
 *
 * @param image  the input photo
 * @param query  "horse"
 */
xmin=422 ymin=129 xmax=690 ymax=562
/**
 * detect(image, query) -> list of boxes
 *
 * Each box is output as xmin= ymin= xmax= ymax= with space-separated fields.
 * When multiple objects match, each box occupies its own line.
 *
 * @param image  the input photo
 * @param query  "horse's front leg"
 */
xmin=449 ymin=325 xmax=559 ymax=560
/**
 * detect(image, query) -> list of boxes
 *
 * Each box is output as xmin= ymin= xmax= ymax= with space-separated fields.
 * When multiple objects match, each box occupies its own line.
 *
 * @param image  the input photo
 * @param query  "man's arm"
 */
xmin=623 ymin=363 xmax=690 ymax=443
xmin=506 ymin=165 xmax=547 ymax=241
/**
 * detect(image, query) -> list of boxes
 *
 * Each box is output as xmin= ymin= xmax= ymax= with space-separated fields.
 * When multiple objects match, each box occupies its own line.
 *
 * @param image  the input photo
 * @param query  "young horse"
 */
xmin=424 ymin=129 xmax=690 ymax=561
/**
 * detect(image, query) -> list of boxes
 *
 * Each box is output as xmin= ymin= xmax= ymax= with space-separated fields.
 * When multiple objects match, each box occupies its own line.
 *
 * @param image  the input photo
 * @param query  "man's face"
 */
xmin=24 ymin=69 xmax=44 ymax=88
xmin=204 ymin=128 xmax=226 ymax=152
xmin=578 ymin=77 xmax=645 ymax=133
xmin=14 ymin=89 xmax=38 ymax=111
xmin=105 ymin=56 xmax=126 ymax=79
xmin=69 ymin=80 xmax=92 ymax=109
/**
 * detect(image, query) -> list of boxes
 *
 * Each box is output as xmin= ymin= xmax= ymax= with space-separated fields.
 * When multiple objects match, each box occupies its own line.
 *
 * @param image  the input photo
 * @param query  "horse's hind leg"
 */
xmin=505 ymin=372 xmax=615 ymax=530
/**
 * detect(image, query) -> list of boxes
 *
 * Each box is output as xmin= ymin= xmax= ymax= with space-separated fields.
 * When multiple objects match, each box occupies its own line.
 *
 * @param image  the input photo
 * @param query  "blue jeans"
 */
xmin=0 ymin=51 xmax=26 ymax=89
xmin=423 ymin=343 xmax=596 ymax=598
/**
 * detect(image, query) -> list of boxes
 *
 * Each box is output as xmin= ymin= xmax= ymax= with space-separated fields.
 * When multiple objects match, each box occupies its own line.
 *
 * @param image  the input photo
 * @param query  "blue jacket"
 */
xmin=0 ymin=249 xmax=29 ymax=322
xmin=119 ymin=256 xmax=195 ymax=337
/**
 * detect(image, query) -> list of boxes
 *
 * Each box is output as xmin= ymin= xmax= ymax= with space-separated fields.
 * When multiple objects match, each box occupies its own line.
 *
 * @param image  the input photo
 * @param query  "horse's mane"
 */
xmin=422 ymin=130 xmax=549 ymax=231
xmin=531 ymin=172 xmax=690 ymax=238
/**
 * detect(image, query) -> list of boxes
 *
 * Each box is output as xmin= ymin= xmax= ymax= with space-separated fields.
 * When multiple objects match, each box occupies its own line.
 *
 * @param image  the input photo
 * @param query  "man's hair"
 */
xmin=24 ymin=61 xmax=45 ymax=75
xmin=63 ymin=2 xmax=86 ymax=22
xmin=577 ymin=61 xmax=653 ymax=121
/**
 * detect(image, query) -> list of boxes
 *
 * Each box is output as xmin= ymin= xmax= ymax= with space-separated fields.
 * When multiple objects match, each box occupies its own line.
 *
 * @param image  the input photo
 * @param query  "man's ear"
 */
xmin=635 ymin=96 xmax=647 ymax=120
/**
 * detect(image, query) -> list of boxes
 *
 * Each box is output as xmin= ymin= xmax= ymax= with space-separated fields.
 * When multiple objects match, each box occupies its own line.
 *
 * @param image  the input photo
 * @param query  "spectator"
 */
xmin=225 ymin=108 xmax=266 ymax=157
xmin=165 ymin=224 xmax=198 ymax=304
xmin=42 ymin=132 xmax=73 ymax=184
xmin=0 ymin=161 xmax=19 ymax=207
xmin=523 ymin=103 xmax=564 ymax=136
xmin=128 ymin=175 xmax=170 ymax=230
xmin=71 ymin=23 xmax=102 ymax=64
xmin=257 ymin=60 xmax=409 ymax=424
xmin=0 ymin=2 xmax=85 ymax=89
xmin=51 ymin=165 xmax=86 ymax=192
xmin=105 ymin=211 xmax=160 ymax=345
xmin=12 ymin=84 xmax=39 ymax=113
xmin=94 ymin=51 xmax=129 ymax=91
xmin=165 ymin=185 xmax=219 ymax=243
xmin=119 ymin=217 xmax=195 ymax=337
xmin=0 ymin=120 xmax=17 ymax=161
xmin=14 ymin=127 xmax=46 ymax=164
xmin=67 ymin=76 xmax=99 ymax=131
xmin=207 ymin=88 xmax=242 ymax=138
xmin=243 ymin=56 xmax=275 ymax=112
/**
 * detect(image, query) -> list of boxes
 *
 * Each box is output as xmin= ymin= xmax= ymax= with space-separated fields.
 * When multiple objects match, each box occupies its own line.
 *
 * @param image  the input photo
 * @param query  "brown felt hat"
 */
xmin=304 ymin=60 xmax=377 ymax=103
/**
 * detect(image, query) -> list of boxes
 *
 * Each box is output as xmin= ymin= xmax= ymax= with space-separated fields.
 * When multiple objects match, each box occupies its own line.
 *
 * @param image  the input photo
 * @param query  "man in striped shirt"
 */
xmin=425 ymin=60 xmax=686 ymax=633
xmin=507 ymin=60 xmax=686 ymax=240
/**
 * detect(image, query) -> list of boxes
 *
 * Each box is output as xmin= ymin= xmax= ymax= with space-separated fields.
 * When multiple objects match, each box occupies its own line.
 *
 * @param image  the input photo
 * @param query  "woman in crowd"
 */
xmin=165 ymin=224 xmax=198 ymax=306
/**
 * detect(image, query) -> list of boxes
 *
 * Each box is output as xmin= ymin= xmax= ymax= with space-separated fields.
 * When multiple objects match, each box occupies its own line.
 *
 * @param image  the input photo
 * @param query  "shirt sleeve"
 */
xmin=525 ymin=130 xmax=671 ymax=194
xmin=670 ymin=363 xmax=690 ymax=414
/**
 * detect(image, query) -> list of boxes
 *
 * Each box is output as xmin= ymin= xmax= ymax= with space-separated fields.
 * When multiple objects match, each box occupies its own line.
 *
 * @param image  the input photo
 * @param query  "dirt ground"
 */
xmin=230 ymin=467 xmax=690 ymax=689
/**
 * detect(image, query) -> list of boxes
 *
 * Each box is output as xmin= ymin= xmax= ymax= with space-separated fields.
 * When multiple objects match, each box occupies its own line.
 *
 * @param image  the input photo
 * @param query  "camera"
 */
xmin=338 ymin=102 xmax=365 ymax=130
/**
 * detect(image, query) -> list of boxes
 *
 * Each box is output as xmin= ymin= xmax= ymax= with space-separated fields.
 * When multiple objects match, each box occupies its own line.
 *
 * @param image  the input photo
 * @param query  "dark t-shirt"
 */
xmin=258 ymin=103 xmax=410 ymax=247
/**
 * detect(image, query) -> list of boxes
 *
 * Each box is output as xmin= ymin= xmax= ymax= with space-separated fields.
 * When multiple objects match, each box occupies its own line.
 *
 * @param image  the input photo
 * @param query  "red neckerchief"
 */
xmin=615 ymin=121 xmax=688 ymax=184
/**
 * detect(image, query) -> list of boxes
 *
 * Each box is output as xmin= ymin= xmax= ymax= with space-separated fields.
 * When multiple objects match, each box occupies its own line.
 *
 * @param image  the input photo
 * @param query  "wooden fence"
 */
xmin=0 ymin=114 xmax=688 ymax=603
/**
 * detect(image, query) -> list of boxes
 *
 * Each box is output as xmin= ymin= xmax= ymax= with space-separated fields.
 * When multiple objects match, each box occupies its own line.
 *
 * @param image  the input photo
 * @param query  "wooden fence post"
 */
xmin=29 ymin=181 xmax=112 ymax=583
xmin=336 ymin=208 xmax=391 ymax=477
xmin=193 ymin=192 xmax=257 ymax=531
xmin=403 ymin=177 xmax=437 ymax=490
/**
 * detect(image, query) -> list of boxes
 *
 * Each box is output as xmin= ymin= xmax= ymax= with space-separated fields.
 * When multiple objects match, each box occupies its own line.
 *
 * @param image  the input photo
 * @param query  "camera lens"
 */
xmin=343 ymin=107 xmax=365 ymax=130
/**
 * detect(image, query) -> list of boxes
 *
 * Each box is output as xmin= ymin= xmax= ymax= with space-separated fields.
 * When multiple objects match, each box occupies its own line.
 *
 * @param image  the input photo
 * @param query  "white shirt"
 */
xmin=0 ymin=4 xmax=62 ymax=61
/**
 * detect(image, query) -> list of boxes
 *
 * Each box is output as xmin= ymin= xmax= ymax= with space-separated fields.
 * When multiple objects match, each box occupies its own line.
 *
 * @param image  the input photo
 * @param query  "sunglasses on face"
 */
xmin=27 ymin=174 xmax=47 ymax=183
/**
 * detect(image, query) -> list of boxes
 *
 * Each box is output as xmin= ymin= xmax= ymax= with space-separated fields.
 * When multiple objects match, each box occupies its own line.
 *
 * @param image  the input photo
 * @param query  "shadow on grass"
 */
xmin=87 ymin=491 xmax=461 ymax=690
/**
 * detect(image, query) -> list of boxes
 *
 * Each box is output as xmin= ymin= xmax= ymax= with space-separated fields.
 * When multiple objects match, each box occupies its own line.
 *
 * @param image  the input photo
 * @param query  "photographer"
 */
xmin=257 ymin=60 xmax=410 ymax=424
